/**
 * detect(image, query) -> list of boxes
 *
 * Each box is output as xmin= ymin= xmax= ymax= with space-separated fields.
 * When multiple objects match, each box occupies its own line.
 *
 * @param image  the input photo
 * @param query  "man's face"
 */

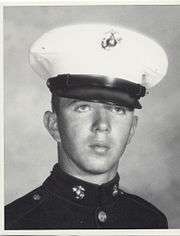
xmin=51 ymin=97 xmax=137 ymax=175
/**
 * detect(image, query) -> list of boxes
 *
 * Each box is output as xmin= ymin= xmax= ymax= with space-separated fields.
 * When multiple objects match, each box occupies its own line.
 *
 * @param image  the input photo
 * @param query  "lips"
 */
xmin=89 ymin=143 xmax=110 ymax=155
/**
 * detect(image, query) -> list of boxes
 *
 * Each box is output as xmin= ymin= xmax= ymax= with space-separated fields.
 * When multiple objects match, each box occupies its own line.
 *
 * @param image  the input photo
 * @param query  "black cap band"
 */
xmin=46 ymin=74 xmax=146 ymax=109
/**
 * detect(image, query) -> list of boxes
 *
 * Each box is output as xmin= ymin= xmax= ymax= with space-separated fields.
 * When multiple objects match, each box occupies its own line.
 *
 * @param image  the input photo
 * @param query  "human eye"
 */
xmin=109 ymin=105 xmax=127 ymax=114
xmin=74 ymin=104 xmax=92 ymax=113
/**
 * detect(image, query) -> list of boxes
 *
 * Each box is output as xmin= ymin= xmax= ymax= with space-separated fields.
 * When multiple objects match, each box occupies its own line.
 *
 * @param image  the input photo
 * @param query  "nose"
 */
xmin=91 ymin=107 xmax=111 ymax=134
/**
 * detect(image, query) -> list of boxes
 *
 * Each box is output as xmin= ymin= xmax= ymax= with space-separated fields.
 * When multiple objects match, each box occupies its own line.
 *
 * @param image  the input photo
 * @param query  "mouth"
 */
xmin=89 ymin=143 xmax=110 ymax=155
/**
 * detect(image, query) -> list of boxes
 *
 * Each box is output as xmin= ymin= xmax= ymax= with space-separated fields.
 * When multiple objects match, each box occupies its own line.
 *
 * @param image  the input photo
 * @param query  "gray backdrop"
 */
xmin=4 ymin=5 xmax=180 ymax=228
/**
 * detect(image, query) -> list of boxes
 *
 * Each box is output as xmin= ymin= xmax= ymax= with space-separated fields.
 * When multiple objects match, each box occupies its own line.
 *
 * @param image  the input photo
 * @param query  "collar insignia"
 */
xmin=112 ymin=184 xmax=119 ymax=196
xmin=72 ymin=185 xmax=85 ymax=199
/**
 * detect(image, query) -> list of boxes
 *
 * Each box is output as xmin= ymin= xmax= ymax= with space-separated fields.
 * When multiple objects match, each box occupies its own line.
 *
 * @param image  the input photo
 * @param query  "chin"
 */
xmin=82 ymin=162 xmax=115 ymax=175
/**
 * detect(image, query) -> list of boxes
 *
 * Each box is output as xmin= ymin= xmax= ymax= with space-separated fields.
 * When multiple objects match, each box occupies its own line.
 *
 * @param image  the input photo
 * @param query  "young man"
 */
xmin=5 ymin=23 xmax=168 ymax=229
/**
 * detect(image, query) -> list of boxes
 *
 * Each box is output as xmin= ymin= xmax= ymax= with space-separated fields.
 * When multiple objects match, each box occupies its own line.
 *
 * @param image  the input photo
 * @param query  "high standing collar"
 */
xmin=42 ymin=164 xmax=121 ymax=207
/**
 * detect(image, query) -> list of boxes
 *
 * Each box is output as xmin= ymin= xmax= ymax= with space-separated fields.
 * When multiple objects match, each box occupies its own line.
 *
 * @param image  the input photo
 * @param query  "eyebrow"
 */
xmin=65 ymin=99 xmax=85 ymax=106
xmin=67 ymin=99 xmax=119 ymax=107
xmin=68 ymin=99 xmax=78 ymax=105
xmin=64 ymin=99 xmax=132 ymax=111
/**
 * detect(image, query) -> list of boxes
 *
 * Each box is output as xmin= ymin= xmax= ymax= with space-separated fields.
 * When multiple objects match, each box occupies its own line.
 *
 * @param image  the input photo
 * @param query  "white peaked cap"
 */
xmin=29 ymin=23 xmax=168 ymax=89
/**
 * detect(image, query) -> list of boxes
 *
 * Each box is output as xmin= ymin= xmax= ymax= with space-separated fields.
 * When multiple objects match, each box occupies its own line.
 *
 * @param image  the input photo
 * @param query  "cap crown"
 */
xmin=30 ymin=23 xmax=168 ymax=89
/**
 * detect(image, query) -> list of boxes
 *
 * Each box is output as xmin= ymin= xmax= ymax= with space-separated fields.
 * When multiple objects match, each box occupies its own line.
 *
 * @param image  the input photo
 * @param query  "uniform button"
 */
xmin=33 ymin=193 xmax=41 ymax=201
xmin=98 ymin=211 xmax=107 ymax=223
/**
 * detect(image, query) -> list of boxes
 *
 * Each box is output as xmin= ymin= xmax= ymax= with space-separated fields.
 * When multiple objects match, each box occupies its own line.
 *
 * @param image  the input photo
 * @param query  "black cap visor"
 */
xmin=47 ymin=74 xmax=146 ymax=109
xmin=53 ymin=87 xmax=141 ymax=109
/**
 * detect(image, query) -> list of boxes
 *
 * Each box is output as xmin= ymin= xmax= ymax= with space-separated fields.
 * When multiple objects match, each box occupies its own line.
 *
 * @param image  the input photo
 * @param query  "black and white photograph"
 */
xmin=3 ymin=3 xmax=180 ymax=233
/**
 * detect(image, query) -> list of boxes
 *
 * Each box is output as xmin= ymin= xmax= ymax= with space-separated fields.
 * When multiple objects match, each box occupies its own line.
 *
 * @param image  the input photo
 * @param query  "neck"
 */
xmin=57 ymin=144 xmax=118 ymax=185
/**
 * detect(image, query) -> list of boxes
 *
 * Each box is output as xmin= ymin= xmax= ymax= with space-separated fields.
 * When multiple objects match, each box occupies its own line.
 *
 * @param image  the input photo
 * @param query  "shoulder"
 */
xmin=5 ymin=186 xmax=48 ymax=229
xmin=120 ymin=190 xmax=168 ymax=228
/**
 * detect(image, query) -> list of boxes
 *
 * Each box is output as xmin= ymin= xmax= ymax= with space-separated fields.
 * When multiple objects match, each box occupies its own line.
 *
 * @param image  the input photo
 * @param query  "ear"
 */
xmin=127 ymin=115 xmax=138 ymax=144
xmin=43 ymin=111 xmax=61 ymax=142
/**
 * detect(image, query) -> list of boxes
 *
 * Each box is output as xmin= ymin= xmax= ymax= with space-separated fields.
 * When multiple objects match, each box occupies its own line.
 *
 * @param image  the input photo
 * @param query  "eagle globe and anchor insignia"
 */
xmin=101 ymin=30 xmax=122 ymax=50
xmin=72 ymin=185 xmax=85 ymax=200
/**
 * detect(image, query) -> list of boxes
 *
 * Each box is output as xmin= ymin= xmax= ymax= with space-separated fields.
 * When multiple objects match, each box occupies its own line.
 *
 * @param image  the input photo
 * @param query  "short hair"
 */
xmin=51 ymin=93 xmax=60 ymax=114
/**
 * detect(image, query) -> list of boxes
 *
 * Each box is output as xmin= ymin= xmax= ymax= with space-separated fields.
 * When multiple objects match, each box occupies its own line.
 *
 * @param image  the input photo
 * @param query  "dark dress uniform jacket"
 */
xmin=5 ymin=164 xmax=168 ymax=229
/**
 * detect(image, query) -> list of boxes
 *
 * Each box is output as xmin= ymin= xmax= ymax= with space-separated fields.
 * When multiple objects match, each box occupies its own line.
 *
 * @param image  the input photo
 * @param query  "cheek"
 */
xmin=58 ymin=113 xmax=91 ymax=145
xmin=111 ymin=117 xmax=132 ymax=143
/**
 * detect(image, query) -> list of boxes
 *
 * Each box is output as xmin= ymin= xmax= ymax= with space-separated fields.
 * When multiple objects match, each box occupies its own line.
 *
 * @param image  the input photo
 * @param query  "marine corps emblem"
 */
xmin=72 ymin=185 xmax=85 ymax=200
xmin=101 ymin=31 xmax=122 ymax=50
